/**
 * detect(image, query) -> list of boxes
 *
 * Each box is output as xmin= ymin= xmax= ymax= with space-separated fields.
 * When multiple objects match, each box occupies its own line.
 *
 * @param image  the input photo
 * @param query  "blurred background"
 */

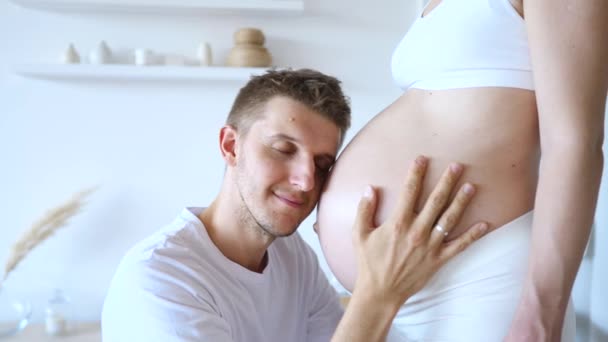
xmin=0 ymin=0 xmax=606 ymax=340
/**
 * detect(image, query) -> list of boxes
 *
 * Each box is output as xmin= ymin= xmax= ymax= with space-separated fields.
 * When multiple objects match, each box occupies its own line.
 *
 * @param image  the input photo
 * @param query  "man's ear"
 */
xmin=219 ymin=125 xmax=239 ymax=167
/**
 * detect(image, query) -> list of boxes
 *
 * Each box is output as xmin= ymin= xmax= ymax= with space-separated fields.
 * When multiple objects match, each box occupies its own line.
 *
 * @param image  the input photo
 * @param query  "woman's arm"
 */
xmin=507 ymin=0 xmax=608 ymax=340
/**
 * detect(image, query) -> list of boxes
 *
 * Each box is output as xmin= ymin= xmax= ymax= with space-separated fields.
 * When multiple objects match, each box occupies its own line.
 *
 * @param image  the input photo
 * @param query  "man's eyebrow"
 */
xmin=268 ymin=133 xmax=299 ymax=142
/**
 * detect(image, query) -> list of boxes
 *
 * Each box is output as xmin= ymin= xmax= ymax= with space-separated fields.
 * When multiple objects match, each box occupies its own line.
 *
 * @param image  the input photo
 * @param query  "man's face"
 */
xmin=231 ymin=96 xmax=341 ymax=238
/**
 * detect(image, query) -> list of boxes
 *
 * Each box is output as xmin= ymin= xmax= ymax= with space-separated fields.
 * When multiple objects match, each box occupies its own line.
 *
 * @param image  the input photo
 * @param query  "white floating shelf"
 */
xmin=9 ymin=0 xmax=304 ymax=14
xmin=14 ymin=64 xmax=270 ymax=82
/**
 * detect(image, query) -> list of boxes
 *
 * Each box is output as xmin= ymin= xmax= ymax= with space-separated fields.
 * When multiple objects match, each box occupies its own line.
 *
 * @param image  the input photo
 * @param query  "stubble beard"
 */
xmin=235 ymin=172 xmax=299 ymax=239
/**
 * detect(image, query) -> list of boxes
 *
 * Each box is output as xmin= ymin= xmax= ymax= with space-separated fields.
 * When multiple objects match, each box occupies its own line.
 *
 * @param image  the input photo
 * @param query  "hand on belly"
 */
xmin=316 ymin=91 xmax=538 ymax=291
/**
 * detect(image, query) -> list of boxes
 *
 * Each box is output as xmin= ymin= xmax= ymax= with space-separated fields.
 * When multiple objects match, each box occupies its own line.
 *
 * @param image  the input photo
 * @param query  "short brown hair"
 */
xmin=226 ymin=68 xmax=351 ymax=144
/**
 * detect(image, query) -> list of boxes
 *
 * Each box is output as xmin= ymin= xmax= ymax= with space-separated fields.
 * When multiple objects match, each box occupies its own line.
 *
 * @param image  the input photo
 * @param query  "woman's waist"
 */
xmin=334 ymin=121 xmax=540 ymax=190
xmin=326 ymin=136 xmax=539 ymax=239
xmin=330 ymin=87 xmax=540 ymax=237
xmin=399 ymin=87 xmax=538 ymax=118
xmin=374 ymin=87 xmax=539 ymax=142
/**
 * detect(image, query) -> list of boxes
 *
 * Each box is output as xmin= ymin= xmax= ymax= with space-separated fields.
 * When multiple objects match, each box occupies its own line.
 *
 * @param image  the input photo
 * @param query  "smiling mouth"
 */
xmin=274 ymin=193 xmax=305 ymax=208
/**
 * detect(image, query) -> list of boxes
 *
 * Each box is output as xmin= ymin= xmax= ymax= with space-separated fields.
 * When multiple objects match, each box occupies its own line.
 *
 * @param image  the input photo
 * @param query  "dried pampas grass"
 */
xmin=2 ymin=186 xmax=97 ymax=285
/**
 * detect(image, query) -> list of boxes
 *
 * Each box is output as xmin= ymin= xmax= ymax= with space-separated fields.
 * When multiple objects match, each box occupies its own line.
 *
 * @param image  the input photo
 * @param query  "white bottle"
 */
xmin=62 ymin=43 xmax=80 ymax=64
xmin=197 ymin=42 xmax=212 ymax=66
xmin=89 ymin=40 xmax=112 ymax=64
xmin=134 ymin=48 xmax=154 ymax=66
xmin=45 ymin=289 xmax=70 ymax=336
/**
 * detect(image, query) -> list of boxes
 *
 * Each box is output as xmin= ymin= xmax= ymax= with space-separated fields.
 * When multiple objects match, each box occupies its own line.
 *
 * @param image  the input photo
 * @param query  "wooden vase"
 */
xmin=226 ymin=28 xmax=272 ymax=67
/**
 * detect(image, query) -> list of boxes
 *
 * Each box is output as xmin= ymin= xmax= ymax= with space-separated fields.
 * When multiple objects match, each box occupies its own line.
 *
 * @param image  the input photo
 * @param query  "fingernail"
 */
xmin=463 ymin=183 xmax=475 ymax=195
xmin=476 ymin=223 xmax=488 ymax=236
xmin=450 ymin=163 xmax=463 ymax=174
xmin=415 ymin=156 xmax=427 ymax=166
xmin=363 ymin=185 xmax=373 ymax=198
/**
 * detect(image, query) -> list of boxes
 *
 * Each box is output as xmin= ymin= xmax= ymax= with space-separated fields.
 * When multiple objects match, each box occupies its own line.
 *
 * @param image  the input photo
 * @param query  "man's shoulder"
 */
xmin=101 ymin=210 xmax=230 ymax=342
xmin=127 ymin=216 xmax=199 ymax=261
xmin=113 ymin=208 xmax=216 ymax=283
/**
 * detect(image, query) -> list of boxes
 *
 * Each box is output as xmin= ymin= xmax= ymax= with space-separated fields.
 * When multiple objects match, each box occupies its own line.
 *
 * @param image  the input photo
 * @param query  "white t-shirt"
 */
xmin=102 ymin=208 xmax=344 ymax=342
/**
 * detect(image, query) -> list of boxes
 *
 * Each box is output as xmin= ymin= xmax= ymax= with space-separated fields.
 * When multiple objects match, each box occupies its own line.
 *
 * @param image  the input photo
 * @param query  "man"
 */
xmin=102 ymin=69 xmax=488 ymax=341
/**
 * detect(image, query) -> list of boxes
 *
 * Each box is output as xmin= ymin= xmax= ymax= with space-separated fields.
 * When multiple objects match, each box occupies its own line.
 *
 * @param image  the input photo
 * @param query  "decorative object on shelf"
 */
xmin=89 ymin=41 xmax=112 ymax=64
xmin=0 ymin=286 xmax=32 ymax=338
xmin=61 ymin=44 xmax=80 ymax=64
xmin=1 ymin=187 xmax=97 ymax=286
xmin=44 ymin=289 xmax=71 ymax=336
xmin=226 ymin=28 xmax=272 ymax=68
xmin=197 ymin=42 xmax=213 ymax=66
xmin=134 ymin=48 xmax=154 ymax=66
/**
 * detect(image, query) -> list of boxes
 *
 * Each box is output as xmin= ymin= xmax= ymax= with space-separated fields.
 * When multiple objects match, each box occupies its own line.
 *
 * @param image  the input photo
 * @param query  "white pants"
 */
xmin=387 ymin=211 xmax=576 ymax=341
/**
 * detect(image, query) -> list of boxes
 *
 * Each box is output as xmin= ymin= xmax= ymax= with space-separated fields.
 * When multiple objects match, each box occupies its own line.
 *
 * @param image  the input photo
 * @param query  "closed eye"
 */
xmin=273 ymin=147 xmax=295 ymax=155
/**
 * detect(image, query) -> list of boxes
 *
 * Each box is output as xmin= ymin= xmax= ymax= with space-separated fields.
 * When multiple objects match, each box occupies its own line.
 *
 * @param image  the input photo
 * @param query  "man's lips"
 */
xmin=274 ymin=193 xmax=305 ymax=208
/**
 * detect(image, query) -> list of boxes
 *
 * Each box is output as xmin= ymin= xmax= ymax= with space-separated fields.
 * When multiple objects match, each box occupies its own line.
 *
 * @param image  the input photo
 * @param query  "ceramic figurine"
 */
xmin=226 ymin=28 xmax=272 ymax=67
xmin=61 ymin=44 xmax=80 ymax=64
xmin=89 ymin=40 xmax=112 ymax=64
xmin=197 ymin=42 xmax=212 ymax=66
xmin=134 ymin=48 xmax=154 ymax=66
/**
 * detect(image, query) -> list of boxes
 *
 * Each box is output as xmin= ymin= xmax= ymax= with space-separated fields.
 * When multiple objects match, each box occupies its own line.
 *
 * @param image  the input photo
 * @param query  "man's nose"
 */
xmin=290 ymin=158 xmax=315 ymax=192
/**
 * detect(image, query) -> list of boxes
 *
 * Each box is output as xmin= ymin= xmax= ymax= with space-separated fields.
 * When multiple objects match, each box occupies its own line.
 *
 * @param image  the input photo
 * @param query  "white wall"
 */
xmin=589 ymin=133 xmax=608 ymax=340
xmin=0 ymin=1 xmax=606 ymax=340
xmin=0 ymin=0 xmax=408 ymax=321
xmin=570 ymin=114 xmax=608 ymax=341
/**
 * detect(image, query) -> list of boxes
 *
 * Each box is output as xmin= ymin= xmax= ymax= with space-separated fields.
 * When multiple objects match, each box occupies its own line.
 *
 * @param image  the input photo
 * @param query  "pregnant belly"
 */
xmin=316 ymin=88 xmax=540 ymax=291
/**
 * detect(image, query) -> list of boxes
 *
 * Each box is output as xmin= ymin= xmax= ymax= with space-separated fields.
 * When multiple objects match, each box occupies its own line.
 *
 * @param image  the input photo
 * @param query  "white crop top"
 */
xmin=391 ymin=0 xmax=534 ymax=91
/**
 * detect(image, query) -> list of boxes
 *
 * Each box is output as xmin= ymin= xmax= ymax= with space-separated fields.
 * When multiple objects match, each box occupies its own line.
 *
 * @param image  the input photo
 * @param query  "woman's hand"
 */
xmin=352 ymin=156 xmax=489 ymax=310
xmin=332 ymin=156 xmax=489 ymax=342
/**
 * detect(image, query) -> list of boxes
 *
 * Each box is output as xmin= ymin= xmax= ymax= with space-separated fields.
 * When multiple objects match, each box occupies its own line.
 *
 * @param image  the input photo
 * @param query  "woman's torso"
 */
xmin=317 ymin=0 xmax=539 ymax=291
